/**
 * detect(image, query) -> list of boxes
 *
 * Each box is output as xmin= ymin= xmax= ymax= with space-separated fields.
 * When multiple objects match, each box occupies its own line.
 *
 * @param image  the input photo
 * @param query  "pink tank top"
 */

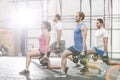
xmin=39 ymin=34 xmax=50 ymax=54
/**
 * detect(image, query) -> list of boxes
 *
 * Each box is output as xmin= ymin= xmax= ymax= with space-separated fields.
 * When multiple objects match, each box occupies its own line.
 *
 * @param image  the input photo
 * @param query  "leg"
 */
xmin=67 ymin=55 xmax=73 ymax=61
xmin=105 ymin=59 xmax=120 ymax=65
xmin=47 ymin=59 xmax=61 ymax=69
xmin=54 ymin=46 xmax=81 ymax=77
xmin=86 ymin=48 xmax=106 ymax=76
xmin=61 ymin=50 xmax=72 ymax=73
xmin=85 ymin=62 xmax=101 ymax=70
xmin=86 ymin=62 xmax=106 ymax=76
xmin=86 ymin=48 xmax=101 ymax=70
xmin=54 ymin=50 xmax=72 ymax=77
xmin=81 ymin=48 xmax=97 ymax=71
xmin=67 ymin=55 xmax=81 ymax=67
xmin=26 ymin=50 xmax=41 ymax=70
xmin=19 ymin=50 xmax=41 ymax=75
xmin=47 ymin=58 xmax=69 ymax=74
xmin=87 ymin=48 xmax=96 ymax=55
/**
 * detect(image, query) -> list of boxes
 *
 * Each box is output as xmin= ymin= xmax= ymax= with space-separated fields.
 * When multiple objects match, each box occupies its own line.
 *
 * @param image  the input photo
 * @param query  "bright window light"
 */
xmin=12 ymin=8 xmax=36 ymax=25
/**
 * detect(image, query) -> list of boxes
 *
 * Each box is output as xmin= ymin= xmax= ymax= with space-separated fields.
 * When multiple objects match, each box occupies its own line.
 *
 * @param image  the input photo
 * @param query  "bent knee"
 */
xmin=27 ymin=52 xmax=33 ymax=57
xmin=87 ymin=48 xmax=95 ymax=54
xmin=61 ymin=50 xmax=72 ymax=58
xmin=61 ymin=52 xmax=66 ymax=58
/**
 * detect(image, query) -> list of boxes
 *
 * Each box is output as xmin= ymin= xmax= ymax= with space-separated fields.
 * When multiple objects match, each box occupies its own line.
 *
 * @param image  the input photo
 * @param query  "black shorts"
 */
xmin=41 ymin=52 xmax=50 ymax=57
xmin=67 ymin=46 xmax=87 ymax=56
xmin=39 ymin=49 xmax=51 ymax=57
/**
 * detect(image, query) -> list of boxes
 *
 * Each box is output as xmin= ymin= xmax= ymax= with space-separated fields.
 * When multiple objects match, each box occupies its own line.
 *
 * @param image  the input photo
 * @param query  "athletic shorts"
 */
xmin=50 ymin=40 xmax=66 ymax=55
xmin=39 ymin=49 xmax=50 ymax=58
xmin=67 ymin=46 xmax=87 ymax=56
xmin=92 ymin=47 xmax=108 ymax=58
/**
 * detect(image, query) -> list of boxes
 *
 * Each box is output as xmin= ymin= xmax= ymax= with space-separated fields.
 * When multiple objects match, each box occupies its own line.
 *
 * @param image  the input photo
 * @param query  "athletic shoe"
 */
xmin=97 ymin=68 xmax=106 ymax=77
xmin=19 ymin=70 xmax=30 ymax=75
xmin=54 ymin=72 xmax=67 ymax=77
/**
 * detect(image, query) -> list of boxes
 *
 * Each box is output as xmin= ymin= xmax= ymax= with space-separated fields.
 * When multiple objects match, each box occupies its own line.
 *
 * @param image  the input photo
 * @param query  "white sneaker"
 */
xmin=54 ymin=72 xmax=67 ymax=77
xmin=97 ymin=68 xmax=106 ymax=77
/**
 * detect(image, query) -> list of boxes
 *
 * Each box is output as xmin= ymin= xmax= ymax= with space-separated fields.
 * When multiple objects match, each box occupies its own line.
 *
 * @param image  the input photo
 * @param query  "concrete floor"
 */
xmin=0 ymin=57 xmax=120 ymax=80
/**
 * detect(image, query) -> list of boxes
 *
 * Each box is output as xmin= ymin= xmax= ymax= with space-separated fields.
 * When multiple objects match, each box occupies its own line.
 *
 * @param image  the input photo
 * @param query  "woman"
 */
xmin=19 ymin=21 xmax=67 ymax=75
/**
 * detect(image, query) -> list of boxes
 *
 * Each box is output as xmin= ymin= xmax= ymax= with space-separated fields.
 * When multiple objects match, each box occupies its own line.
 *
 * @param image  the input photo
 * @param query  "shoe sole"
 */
xmin=54 ymin=76 xmax=67 ymax=78
xmin=54 ymin=75 xmax=67 ymax=77
xmin=19 ymin=72 xmax=30 ymax=75
xmin=101 ymin=70 xmax=106 ymax=76
xmin=97 ymin=70 xmax=106 ymax=77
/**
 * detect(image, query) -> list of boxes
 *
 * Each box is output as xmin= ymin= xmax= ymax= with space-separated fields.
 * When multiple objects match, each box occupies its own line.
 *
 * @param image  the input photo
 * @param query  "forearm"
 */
xmin=56 ymin=30 xmax=61 ymax=46
xmin=104 ymin=37 xmax=108 ymax=54
xmin=45 ymin=45 xmax=49 ymax=56
xmin=57 ymin=36 xmax=61 ymax=46
xmin=81 ymin=27 xmax=87 ymax=52
xmin=45 ymin=32 xmax=50 ymax=56
xmin=82 ymin=39 xmax=86 ymax=51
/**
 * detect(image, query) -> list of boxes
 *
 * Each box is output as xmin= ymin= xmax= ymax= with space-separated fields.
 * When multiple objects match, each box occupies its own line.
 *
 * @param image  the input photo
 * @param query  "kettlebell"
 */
xmin=102 ymin=56 xmax=108 ymax=62
xmin=39 ymin=57 xmax=49 ymax=66
xmin=80 ymin=57 xmax=88 ymax=65
xmin=73 ymin=55 xmax=79 ymax=63
xmin=55 ymin=48 xmax=60 ymax=53
xmin=92 ymin=54 xmax=98 ymax=61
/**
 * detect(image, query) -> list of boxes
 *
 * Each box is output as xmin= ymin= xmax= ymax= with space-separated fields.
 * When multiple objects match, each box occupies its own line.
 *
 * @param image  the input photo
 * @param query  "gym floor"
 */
xmin=0 ymin=57 xmax=120 ymax=80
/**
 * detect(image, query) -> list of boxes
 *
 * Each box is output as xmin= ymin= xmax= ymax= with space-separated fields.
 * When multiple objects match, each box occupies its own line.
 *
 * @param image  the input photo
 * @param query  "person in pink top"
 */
xmin=19 ymin=21 xmax=68 ymax=75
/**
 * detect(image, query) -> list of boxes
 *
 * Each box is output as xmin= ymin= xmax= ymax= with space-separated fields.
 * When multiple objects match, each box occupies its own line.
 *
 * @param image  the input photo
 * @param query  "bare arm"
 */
xmin=103 ymin=37 xmax=108 ymax=55
xmin=56 ymin=29 xmax=62 ymax=48
xmin=44 ymin=30 xmax=50 ymax=56
xmin=81 ymin=26 xmax=87 ymax=54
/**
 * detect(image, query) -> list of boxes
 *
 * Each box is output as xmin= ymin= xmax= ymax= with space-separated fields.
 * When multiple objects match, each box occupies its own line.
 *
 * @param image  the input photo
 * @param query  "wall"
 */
xmin=0 ymin=0 xmax=120 ymax=57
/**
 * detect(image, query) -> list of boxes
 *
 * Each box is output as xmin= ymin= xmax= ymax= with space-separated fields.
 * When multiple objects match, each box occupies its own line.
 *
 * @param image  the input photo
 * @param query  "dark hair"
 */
xmin=77 ymin=12 xmax=85 ymax=21
xmin=97 ymin=18 xmax=103 ymax=24
xmin=55 ymin=14 xmax=61 ymax=20
xmin=42 ymin=21 xmax=51 ymax=31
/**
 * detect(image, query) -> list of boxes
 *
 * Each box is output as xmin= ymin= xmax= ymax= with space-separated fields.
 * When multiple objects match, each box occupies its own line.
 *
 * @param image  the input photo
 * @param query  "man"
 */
xmin=51 ymin=14 xmax=81 ymax=67
xmin=50 ymin=14 xmax=65 ymax=55
xmin=85 ymin=18 xmax=120 ymax=76
xmin=54 ymin=11 xmax=87 ymax=77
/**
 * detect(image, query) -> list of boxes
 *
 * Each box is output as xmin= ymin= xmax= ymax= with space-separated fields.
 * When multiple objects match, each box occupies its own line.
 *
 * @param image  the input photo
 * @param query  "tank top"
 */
xmin=73 ymin=23 xmax=87 ymax=52
xmin=39 ymin=34 xmax=50 ymax=54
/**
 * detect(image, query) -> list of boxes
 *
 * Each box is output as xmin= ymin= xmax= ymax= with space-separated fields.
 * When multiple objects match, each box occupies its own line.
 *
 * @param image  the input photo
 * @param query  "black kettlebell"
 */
xmin=92 ymin=54 xmax=98 ymax=62
xmin=73 ymin=55 xmax=79 ymax=63
xmin=102 ymin=56 xmax=108 ymax=62
xmin=55 ymin=48 xmax=60 ymax=53
xmin=39 ymin=57 xmax=49 ymax=66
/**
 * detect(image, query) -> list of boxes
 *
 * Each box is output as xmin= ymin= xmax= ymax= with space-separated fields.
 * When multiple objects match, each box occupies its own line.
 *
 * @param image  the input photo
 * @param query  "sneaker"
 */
xmin=19 ymin=70 xmax=30 ymax=75
xmin=80 ymin=67 xmax=89 ymax=72
xmin=54 ymin=72 xmax=67 ymax=77
xmin=98 ymin=68 xmax=106 ymax=77
xmin=65 ymin=67 xmax=69 ymax=74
